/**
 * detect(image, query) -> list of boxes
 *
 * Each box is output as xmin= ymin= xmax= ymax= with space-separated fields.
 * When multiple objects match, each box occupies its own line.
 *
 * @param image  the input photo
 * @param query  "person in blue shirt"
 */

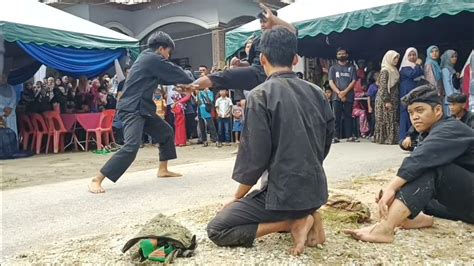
xmin=198 ymin=88 xmax=217 ymax=146
xmin=399 ymin=47 xmax=424 ymax=141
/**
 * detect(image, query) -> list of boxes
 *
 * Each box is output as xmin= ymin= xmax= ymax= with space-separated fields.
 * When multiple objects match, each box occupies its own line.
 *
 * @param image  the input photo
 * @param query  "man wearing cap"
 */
xmin=344 ymin=85 xmax=474 ymax=243
xmin=180 ymin=4 xmax=296 ymax=93
xmin=89 ymin=31 xmax=194 ymax=194
xmin=448 ymin=93 xmax=474 ymax=128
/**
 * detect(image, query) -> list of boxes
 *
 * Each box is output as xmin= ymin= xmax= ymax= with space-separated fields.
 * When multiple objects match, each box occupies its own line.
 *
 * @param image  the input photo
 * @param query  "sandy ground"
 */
xmin=1 ymin=141 xmax=473 ymax=264
xmin=3 ymin=170 xmax=473 ymax=264
xmin=0 ymin=142 xmax=238 ymax=190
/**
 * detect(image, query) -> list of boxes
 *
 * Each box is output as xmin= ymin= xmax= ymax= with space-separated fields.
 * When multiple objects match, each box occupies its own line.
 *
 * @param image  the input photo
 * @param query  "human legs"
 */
xmin=198 ymin=117 xmax=207 ymax=143
xmin=142 ymin=114 xmax=181 ymax=178
xmin=223 ymin=118 xmax=231 ymax=143
xmin=205 ymin=117 xmax=218 ymax=142
xmin=174 ymin=112 xmax=187 ymax=146
xmin=90 ymin=112 xmax=145 ymax=193
xmin=217 ymin=118 xmax=225 ymax=143
xmin=399 ymin=105 xmax=411 ymax=141
xmin=333 ymin=100 xmax=343 ymax=139
xmin=345 ymin=164 xmax=474 ymax=242
xmin=207 ymin=190 xmax=318 ymax=255
xmin=342 ymin=101 xmax=354 ymax=139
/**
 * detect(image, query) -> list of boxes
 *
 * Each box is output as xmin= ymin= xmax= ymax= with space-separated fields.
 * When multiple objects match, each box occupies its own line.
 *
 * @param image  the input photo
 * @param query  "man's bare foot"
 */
xmin=289 ymin=215 xmax=314 ymax=255
xmin=157 ymin=170 xmax=182 ymax=178
xmin=343 ymin=222 xmax=394 ymax=243
xmin=400 ymin=213 xmax=434 ymax=229
xmin=88 ymin=178 xmax=105 ymax=194
xmin=306 ymin=211 xmax=326 ymax=247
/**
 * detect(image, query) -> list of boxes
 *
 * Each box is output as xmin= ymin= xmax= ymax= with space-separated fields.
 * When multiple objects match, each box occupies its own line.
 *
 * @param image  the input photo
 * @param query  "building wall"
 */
xmin=57 ymin=0 xmax=263 ymax=70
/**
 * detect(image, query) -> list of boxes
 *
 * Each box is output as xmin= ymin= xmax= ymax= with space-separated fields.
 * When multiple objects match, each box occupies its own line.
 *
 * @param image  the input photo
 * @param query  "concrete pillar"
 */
xmin=211 ymin=28 xmax=225 ymax=69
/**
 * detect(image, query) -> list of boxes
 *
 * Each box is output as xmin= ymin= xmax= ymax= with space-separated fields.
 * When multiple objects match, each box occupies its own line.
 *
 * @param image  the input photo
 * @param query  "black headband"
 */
xmin=401 ymin=85 xmax=442 ymax=106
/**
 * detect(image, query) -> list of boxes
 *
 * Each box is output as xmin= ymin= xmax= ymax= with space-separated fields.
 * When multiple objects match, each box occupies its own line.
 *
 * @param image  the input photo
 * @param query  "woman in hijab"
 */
xmin=460 ymin=49 xmax=473 ymax=111
xmin=441 ymin=49 xmax=460 ymax=115
xmin=375 ymin=50 xmax=400 ymax=145
xmin=399 ymin=47 xmax=424 ymax=141
xmin=0 ymin=73 xmax=18 ymax=137
xmin=424 ymin=45 xmax=443 ymax=94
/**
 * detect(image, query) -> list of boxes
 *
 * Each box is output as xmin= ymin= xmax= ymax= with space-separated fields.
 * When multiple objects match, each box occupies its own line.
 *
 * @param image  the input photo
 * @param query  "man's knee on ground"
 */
xmin=206 ymin=218 xmax=227 ymax=246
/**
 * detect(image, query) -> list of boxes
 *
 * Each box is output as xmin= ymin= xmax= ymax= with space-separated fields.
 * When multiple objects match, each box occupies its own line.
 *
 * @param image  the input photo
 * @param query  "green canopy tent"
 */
xmin=225 ymin=0 xmax=474 ymax=62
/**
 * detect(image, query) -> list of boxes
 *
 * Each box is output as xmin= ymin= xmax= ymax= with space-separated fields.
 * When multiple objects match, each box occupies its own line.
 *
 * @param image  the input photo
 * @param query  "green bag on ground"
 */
xmin=122 ymin=213 xmax=197 ymax=263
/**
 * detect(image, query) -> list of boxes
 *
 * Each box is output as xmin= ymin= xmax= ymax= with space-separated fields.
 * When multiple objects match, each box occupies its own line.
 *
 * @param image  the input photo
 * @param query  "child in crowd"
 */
xmin=154 ymin=89 xmax=167 ymax=120
xmin=232 ymin=102 xmax=243 ymax=143
xmin=323 ymin=81 xmax=333 ymax=110
xmin=352 ymin=72 xmax=369 ymax=138
xmin=215 ymin=89 xmax=233 ymax=147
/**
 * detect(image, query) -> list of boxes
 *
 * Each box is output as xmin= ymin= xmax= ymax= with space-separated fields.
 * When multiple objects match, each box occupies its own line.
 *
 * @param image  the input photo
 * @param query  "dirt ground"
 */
xmin=1 ymin=142 xmax=237 ymax=190
xmin=3 ymin=169 xmax=473 ymax=264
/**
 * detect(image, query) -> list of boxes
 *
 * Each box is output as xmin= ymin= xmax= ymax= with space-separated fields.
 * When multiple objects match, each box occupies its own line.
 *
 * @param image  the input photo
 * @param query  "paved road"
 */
xmin=1 ymin=141 xmax=407 ymax=259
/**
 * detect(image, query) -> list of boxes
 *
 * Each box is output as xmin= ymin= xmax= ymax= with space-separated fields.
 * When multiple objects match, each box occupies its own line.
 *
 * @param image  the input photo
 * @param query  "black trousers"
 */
xmin=100 ymin=111 xmax=177 ymax=182
xmin=396 ymin=163 xmax=474 ymax=224
xmin=185 ymin=113 xmax=198 ymax=139
xmin=207 ymin=189 xmax=317 ymax=247
xmin=198 ymin=117 xmax=217 ymax=143
xmin=334 ymin=100 xmax=354 ymax=139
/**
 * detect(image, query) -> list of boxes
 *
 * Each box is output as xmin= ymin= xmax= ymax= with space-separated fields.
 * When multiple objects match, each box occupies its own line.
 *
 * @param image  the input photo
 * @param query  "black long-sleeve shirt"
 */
xmin=233 ymin=72 xmax=335 ymax=211
xmin=117 ymin=49 xmax=193 ymax=116
xmin=397 ymin=118 xmax=474 ymax=182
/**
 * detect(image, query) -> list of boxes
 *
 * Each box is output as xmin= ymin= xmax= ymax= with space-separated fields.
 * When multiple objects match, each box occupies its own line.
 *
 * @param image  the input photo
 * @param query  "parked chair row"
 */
xmin=18 ymin=109 xmax=116 ymax=154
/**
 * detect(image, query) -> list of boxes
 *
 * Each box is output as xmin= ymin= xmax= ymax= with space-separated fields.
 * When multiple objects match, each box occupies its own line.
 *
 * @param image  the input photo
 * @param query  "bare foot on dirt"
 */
xmin=157 ymin=170 xmax=182 ymax=178
xmin=400 ymin=213 xmax=434 ymax=229
xmin=88 ymin=178 xmax=105 ymax=194
xmin=343 ymin=223 xmax=394 ymax=243
xmin=306 ymin=211 xmax=326 ymax=247
xmin=289 ymin=215 xmax=314 ymax=255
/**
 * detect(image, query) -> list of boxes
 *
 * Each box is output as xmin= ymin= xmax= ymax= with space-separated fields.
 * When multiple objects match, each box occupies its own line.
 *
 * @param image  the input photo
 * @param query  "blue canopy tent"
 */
xmin=0 ymin=0 xmax=139 ymax=84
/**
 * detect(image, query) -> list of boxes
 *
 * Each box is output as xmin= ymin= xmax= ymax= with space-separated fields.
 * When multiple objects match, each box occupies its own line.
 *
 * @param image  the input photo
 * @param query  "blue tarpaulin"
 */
xmin=17 ymin=42 xmax=126 ymax=79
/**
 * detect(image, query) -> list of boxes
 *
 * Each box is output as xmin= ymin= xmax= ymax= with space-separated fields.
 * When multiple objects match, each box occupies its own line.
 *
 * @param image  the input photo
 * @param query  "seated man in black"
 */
xmin=345 ymin=85 xmax=474 ymax=243
xmin=206 ymin=26 xmax=334 ymax=255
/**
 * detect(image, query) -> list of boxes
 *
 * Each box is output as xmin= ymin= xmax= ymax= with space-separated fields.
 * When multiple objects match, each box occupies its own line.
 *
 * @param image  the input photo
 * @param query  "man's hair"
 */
xmin=257 ymin=9 xmax=278 ymax=21
xmin=447 ymin=93 xmax=467 ymax=104
xmin=147 ymin=31 xmax=175 ymax=51
xmin=260 ymin=26 xmax=297 ymax=68
xmin=199 ymin=65 xmax=208 ymax=69
xmin=336 ymin=47 xmax=348 ymax=54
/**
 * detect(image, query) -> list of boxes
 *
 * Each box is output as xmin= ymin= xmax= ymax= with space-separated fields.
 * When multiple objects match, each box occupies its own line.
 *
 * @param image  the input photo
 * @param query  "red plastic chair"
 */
xmin=30 ymin=113 xmax=49 ymax=154
xmin=85 ymin=109 xmax=116 ymax=151
xmin=43 ymin=111 xmax=75 ymax=154
xmin=19 ymin=114 xmax=35 ymax=151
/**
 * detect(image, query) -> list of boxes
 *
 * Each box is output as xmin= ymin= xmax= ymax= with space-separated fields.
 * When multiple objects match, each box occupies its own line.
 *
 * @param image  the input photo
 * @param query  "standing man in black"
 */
xmin=329 ymin=48 xmax=357 ymax=142
xmin=89 ymin=31 xmax=194 ymax=194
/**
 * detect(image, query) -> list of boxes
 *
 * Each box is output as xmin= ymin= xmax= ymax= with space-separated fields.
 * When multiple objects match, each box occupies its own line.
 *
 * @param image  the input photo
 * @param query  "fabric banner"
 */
xmin=17 ymin=42 xmax=126 ymax=79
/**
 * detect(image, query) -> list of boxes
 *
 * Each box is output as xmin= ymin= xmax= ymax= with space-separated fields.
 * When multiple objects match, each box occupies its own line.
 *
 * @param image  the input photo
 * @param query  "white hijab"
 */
xmin=399 ymin=47 xmax=417 ymax=70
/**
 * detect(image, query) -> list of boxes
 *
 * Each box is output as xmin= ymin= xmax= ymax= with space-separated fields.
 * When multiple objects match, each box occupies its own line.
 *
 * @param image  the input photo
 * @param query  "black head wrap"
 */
xmin=401 ymin=85 xmax=442 ymax=106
